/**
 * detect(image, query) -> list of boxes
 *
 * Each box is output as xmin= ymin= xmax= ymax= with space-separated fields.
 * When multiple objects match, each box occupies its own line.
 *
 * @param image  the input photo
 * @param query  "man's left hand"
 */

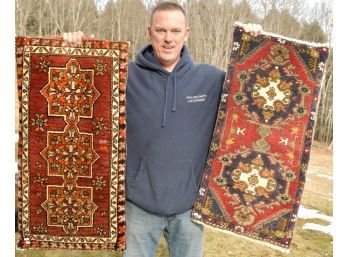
xmin=243 ymin=23 xmax=263 ymax=37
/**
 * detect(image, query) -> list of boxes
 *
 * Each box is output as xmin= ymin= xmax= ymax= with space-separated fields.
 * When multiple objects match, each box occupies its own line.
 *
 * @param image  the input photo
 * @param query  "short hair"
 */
xmin=150 ymin=1 xmax=187 ymax=25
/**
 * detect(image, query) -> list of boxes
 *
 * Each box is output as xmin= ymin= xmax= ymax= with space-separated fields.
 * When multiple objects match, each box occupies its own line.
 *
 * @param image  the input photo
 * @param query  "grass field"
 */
xmin=15 ymin=141 xmax=332 ymax=257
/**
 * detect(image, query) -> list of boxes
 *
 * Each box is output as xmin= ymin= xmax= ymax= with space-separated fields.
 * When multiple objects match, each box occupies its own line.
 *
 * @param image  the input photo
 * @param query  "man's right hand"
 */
xmin=62 ymin=31 xmax=95 ymax=47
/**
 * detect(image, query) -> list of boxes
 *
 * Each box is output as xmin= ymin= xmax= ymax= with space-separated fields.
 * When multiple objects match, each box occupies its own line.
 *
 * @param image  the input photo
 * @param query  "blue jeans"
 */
xmin=122 ymin=201 xmax=204 ymax=257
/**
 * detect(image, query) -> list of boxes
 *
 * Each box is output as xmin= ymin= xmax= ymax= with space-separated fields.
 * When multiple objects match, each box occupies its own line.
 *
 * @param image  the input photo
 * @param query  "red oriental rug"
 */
xmin=191 ymin=23 xmax=329 ymax=252
xmin=16 ymin=36 xmax=128 ymax=251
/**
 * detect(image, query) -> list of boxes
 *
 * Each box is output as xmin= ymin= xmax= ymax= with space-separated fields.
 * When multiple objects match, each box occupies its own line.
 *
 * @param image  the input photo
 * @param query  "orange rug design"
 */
xmin=16 ymin=36 xmax=128 ymax=251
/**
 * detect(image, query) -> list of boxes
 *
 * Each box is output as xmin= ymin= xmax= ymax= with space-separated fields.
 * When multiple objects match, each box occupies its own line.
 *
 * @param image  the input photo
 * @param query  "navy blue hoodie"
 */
xmin=126 ymin=44 xmax=225 ymax=215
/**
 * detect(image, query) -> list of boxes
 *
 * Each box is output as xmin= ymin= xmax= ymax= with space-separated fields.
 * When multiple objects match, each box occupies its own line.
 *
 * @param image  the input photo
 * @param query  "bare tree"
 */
xmin=16 ymin=0 xmax=34 ymax=35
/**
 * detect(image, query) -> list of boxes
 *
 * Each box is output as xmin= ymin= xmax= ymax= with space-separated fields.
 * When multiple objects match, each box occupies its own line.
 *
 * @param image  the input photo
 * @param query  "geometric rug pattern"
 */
xmin=192 ymin=23 xmax=329 ymax=252
xmin=16 ymin=36 xmax=128 ymax=251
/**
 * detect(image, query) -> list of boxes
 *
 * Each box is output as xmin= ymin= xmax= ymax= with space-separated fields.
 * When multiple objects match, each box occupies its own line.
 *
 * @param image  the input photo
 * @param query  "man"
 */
xmin=63 ymin=2 xmax=261 ymax=256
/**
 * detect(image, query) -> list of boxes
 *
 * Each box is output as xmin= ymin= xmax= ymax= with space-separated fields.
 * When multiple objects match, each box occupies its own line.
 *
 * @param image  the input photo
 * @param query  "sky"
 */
xmin=94 ymin=0 xmax=332 ymax=26
xmin=94 ymin=0 xmax=332 ymax=9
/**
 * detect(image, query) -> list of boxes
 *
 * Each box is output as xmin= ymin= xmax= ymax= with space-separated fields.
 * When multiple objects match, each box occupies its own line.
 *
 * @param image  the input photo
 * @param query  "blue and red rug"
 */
xmin=192 ymin=23 xmax=329 ymax=252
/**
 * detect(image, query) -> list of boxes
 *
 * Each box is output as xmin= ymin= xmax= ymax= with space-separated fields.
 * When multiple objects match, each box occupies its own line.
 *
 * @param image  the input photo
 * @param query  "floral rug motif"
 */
xmin=16 ymin=36 xmax=128 ymax=251
xmin=191 ymin=23 xmax=329 ymax=252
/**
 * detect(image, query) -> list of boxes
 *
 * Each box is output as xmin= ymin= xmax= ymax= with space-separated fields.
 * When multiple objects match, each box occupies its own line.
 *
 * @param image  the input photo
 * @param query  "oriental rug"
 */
xmin=16 ymin=36 xmax=128 ymax=251
xmin=191 ymin=22 xmax=329 ymax=252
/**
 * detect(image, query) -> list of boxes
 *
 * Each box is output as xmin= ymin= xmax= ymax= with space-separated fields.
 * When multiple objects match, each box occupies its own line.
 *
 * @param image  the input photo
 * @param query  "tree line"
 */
xmin=15 ymin=0 xmax=333 ymax=146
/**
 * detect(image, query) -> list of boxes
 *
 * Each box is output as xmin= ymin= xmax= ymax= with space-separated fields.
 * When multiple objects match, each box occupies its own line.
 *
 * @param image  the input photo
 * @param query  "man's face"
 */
xmin=148 ymin=9 xmax=190 ymax=72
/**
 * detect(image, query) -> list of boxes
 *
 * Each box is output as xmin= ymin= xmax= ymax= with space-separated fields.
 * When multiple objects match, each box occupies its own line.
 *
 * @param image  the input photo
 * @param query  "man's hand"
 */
xmin=243 ymin=23 xmax=263 ymax=37
xmin=62 ymin=31 xmax=95 ymax=47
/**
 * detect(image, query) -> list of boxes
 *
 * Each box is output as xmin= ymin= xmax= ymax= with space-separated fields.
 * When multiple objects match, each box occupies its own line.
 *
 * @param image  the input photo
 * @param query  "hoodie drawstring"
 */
xmin=172 ymin=73 xmax=177 ymax=112
xmin=161 ymin=73 xmax=177 ymax=127
xmin=161 ymin=76 xmax=170 ymax=127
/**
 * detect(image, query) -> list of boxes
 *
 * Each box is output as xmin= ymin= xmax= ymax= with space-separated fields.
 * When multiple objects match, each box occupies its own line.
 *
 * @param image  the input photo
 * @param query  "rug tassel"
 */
xmin=234 ymin=21 xmax=330 ymax=48
xmin=192 ymin=218 xmax=291 ymax=254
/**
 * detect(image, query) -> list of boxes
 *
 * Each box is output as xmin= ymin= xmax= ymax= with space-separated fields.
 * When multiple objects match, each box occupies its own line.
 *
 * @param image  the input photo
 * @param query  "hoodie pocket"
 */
xmin=127 ymin=157 xmax=199 ymax=215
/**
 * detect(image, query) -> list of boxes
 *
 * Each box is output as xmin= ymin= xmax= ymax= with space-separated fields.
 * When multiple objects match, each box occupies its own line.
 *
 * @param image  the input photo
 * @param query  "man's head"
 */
xmin=148 ymin=1 xmax=190 ymax=72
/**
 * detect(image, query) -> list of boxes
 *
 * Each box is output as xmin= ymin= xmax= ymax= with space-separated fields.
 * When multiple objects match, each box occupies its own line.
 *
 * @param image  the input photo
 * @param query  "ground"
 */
xmin=15 ymin=141 xmax=333 ymax=257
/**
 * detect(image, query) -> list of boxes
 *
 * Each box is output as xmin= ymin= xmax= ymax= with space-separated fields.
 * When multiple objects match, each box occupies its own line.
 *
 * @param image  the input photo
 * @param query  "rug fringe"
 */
xmin=234 ymin=21 xmax=330 ymax=48
xmin=192 ymin=218 xmax=291 ymax=254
